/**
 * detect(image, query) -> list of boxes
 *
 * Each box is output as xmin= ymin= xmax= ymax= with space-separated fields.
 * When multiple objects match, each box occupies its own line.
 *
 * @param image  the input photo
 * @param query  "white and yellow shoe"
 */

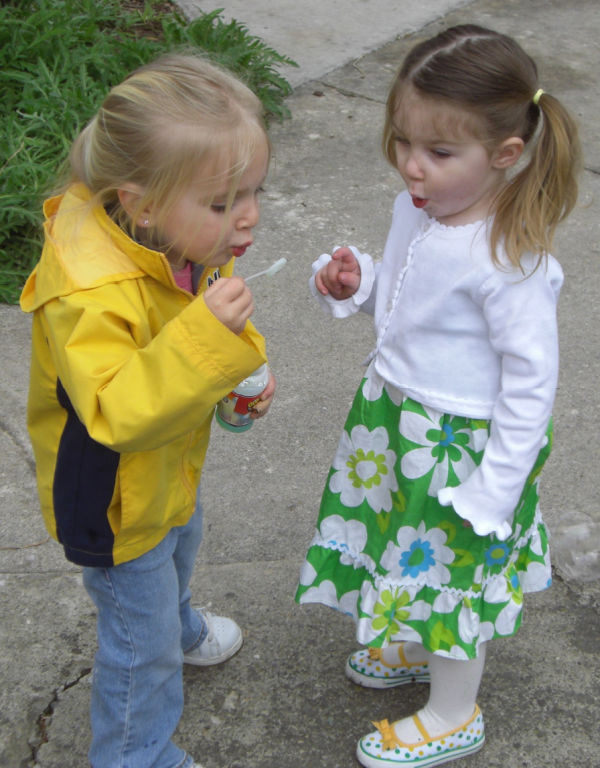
xmin=356 ymin=706 xmax=485 ymax=767
xmin=346 ymin=644 xmax=430 ymax=689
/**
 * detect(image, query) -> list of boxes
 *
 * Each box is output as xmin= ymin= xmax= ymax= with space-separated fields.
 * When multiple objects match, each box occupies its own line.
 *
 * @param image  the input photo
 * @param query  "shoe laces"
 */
xmin=202 ymin=610 xmax=218 ymax=645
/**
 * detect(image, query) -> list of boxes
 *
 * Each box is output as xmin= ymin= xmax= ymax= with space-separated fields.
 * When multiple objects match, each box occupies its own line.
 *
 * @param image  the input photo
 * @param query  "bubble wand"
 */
xmin=244 ymin=257 xmax=287 ymax=282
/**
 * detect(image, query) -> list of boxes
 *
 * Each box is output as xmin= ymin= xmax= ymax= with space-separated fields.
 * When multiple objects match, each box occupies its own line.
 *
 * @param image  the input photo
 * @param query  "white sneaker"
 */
xmin=183 ymin=612 xmax=243 ymax=666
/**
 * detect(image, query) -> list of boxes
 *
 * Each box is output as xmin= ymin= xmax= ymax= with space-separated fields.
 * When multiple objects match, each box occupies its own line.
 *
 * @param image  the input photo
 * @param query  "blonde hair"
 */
xmin=68 ymin=52 xmax=269 ymax=243
xmin=382 ymin=25 xmax=582 ymax=269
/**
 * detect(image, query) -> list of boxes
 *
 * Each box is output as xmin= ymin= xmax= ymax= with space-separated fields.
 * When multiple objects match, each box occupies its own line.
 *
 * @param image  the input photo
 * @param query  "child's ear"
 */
xmin=492 ymin=137 xmax=525 ymax=170
xmin=117 ymin=186 xmax=152 ymax=228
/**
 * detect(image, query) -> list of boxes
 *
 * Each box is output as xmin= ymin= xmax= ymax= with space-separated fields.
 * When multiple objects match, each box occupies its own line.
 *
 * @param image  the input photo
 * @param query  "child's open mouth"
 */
xmin=231 ymin=244 xmax=250 ymax=257
xmin=411 ymin=196 xmax=428 ymax=209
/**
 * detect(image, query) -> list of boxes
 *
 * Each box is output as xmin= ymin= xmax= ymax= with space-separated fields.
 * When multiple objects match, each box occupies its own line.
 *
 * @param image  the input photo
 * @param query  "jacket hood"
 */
xmin=20 ymin=184 xmax=175 ymax=312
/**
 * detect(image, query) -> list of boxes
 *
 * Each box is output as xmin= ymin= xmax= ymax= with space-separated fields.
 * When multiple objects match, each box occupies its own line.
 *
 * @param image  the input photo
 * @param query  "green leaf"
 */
xmin=1 ymin=1 xmax=297 ymax=303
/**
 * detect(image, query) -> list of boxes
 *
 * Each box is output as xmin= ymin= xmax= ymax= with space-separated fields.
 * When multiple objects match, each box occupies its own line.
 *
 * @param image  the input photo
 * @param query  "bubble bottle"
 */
xmin=215 ymin=257 xmax=286 ymax=432
xmin=215 ymin=364 xmax=269 ymax=432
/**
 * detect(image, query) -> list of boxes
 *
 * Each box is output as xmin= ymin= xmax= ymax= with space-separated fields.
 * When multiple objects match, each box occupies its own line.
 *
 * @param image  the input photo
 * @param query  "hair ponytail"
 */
xmin=491 ymin=92 xmax=582 ymax=269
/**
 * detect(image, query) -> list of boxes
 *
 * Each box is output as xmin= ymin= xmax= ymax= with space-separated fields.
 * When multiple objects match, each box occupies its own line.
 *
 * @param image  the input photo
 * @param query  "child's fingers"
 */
xmin=250 ymin=372 xmax=276 ymax=418
xmin=335 ymin=247 xmax=360 ymax=273
xmin=338 ymin=269 xmax=361 ymax=290
xmin=314 ymin=268 xmax=332 ymax=295
xmin=260 ymin=371 xmax=276 ymax=401
xmin=204 ymin=276 xmax=254 ymax=334
xmin=205 ymin=275 xmax=247 ymax=300
xmin=331 ymin=246 xmax=353 ymax=261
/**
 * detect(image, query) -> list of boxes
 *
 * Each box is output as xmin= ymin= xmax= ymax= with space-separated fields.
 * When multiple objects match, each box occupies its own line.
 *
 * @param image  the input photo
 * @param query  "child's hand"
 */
xmin=204 ymin=276 xmax=254 ymax=335
xmin=250 ymin=369 xmax=276 ymax=419
xmin=315 ymin=247 xmax=361 ymax=299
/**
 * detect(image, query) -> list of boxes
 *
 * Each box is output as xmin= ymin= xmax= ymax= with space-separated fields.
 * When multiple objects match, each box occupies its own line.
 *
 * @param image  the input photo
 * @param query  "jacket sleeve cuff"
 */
xmin=309 ymin=246 xmax=375 ymax=318
xmin=437 ymin=486 xmax=513 ymax=541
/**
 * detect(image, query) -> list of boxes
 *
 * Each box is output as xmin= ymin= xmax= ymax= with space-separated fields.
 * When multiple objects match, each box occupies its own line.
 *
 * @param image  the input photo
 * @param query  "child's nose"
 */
xmin=237 ymin=196 xmax=260 ymax=230
xmin=405 ymin=151 xmax=424 ymax=179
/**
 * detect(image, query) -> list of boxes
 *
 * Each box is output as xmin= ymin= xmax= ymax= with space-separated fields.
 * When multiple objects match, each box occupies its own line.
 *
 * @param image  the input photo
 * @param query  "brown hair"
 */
xmin=67 ymin=52 xmax=269 ymax=243
xmin=382 ymin=25 xmax=582 ymax=268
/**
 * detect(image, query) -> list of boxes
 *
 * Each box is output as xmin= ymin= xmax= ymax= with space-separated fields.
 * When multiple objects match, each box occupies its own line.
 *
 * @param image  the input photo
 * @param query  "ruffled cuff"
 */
xmin=309 ymin=246 xmax=375 ymax=318
xmin=437 ymin=486 xmax=513 ymax=541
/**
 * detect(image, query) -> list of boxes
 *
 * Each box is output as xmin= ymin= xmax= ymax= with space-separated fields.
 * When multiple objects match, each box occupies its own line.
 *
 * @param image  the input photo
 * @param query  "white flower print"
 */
xmin=298 ymin=559 xmax=317 ymax=587
xmin=380 ymin=521 xmax=455 ymax=586
xmin=297 ymin=579 xmax=359 ymax=619
xmin=329 ymin=425 xmax=398 ymax=513
xmin=445 ymin=645 xmax=470 ymax=660
xmin=482 ymin=572 xmax=523 ymax=636
xmin=483 ymin=573 xmax=513 ymax=604
xmin=528 ymin=528 xmax=544 ymax=557
xmin=361 ymin=365 xmax=406 ymax=406
xmin=432 ymin=590 xmax=461 ymax=615
xmin=519 ymin=559 xmax=551 ymax=593
xmin=457 ymin=601 xmax=495 ymax=646
xmin=339 ymin=590 xmax=360 ymax=620
xmin=399 ymin=405 xmax=487 ymax=496
xmin=495 ymin=598 xmax=522 ymax=635
xmin=361 ymin=367 xmax=385 ymax=402
xmin=318 ymin=515 xmax=376 ymax=572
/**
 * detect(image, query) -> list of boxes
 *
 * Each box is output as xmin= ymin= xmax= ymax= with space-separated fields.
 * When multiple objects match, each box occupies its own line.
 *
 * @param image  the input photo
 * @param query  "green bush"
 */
xmin=0 ymin=0 xmax=297 ymax=303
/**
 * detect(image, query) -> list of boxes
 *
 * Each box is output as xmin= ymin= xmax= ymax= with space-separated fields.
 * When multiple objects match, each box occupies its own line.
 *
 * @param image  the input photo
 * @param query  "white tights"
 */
xmin=392 ymin=642 xmax=486 ymax=743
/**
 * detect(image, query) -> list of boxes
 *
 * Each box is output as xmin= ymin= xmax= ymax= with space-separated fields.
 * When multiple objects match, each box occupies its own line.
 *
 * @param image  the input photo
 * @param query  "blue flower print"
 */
xmin=509 ymin=571 xmax=520 ymax=592
xmin=438 ymin=424 xmax=455 ymax=447
xmin=381 ymin=521 xmax=454 ymax=586
xmin=485 ymin=542 xmax=510 ymax=568
xmin=399 ymin=406 xmax=488 ymax=497
xmin=399 ymin=538 xmax=436 ymax=578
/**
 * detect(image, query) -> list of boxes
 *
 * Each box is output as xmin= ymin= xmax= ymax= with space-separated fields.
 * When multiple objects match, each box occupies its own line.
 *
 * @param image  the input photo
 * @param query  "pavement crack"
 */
xmin=0 ymin=417 xmax=36 ymax=474
xmin=316 ymin=80 xmax=385 ymax=104
xmin=29 ymin=667 xmax=92 ymax=764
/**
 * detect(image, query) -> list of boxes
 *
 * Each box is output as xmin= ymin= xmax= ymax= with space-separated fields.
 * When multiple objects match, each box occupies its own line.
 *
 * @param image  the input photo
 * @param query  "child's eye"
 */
xmin=211 ymin=202 xmax=227 ymax=213
xmin=432 ymin=148 xmax=451 ymax=158
xmin=394 ymin=136 xmax=409 ymax=146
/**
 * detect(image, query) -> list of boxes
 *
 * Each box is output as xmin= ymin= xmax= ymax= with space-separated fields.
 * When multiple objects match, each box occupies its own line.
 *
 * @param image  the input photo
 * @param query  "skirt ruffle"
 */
xmin=295 ymin=367 xmax=552 ymax=659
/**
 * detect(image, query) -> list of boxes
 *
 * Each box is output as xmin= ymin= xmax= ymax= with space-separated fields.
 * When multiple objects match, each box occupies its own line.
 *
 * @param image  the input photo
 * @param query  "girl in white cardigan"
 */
xmin=295 ymin=24 xmax=581 ymax=768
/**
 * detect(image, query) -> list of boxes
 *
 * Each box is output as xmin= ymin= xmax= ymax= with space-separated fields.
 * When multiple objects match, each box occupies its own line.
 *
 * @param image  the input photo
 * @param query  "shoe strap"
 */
xmin=372 ymin=715 xmax=431 ymax=750
xmin=396 ymin=643 xmax=428 ymax=669
xmin=373 ymin=705 xmax=481 ymax=751
xmin=368 ymin=644 xmax=428 ymax=670
xmin=372 ymin=719 xmax=402 ymax=751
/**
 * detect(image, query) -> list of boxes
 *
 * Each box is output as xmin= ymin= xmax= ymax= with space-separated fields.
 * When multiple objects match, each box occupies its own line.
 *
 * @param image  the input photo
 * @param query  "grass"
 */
xmin=0 ymin=0 xmax=298 ymax=304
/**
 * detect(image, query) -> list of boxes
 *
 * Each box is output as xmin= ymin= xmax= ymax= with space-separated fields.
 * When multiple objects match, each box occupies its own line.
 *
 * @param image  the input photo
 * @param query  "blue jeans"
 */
xmin=82 ymin=494 xmax=207 ymax=768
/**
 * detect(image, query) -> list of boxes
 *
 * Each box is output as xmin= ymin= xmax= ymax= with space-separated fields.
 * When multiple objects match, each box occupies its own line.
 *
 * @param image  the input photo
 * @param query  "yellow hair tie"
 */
xmin=533 ymin=88 xmax=545 ymax=106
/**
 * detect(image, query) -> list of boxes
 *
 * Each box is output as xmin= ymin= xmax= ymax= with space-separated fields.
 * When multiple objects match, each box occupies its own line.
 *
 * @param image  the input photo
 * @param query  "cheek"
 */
xmin=394 ymin=145 xmax=405 ymax=169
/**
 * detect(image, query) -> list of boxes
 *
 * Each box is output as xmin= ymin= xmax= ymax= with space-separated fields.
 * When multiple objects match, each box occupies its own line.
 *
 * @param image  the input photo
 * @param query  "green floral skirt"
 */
xmin=295 ymin=367 xmax=552 ymax=660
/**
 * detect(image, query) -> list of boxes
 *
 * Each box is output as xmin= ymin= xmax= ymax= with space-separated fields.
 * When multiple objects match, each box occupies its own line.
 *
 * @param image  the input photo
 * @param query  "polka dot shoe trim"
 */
xmin=356 ymin=705 xmax=485 ymax=767
xmin=346 ymin=645 xmax=430 ymax=689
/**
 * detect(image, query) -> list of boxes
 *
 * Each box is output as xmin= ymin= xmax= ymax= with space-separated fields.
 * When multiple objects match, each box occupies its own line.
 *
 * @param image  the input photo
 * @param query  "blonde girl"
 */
xmin=295 ymin=24 xmax=581 ymax=768
xmin=21 ymin=54 xmax=275 ymax=768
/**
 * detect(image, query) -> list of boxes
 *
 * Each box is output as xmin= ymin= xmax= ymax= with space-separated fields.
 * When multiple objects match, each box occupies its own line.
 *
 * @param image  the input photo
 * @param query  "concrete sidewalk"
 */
xmin=1 ymin=0 xmax=598 ymax=766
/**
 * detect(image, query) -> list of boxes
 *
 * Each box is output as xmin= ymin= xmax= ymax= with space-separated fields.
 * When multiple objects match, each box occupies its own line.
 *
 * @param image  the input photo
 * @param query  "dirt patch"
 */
xmin=120 ymin=0 xmax=181 ymax=38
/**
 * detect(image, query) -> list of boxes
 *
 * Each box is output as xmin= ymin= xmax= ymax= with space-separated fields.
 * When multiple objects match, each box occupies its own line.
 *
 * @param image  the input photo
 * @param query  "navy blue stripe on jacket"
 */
xmin=54 ymin=379 xmax=120 ymax=567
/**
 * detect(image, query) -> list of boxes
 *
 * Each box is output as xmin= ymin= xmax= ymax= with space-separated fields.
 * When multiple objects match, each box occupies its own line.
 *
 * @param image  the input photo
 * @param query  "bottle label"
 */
xmin=216 ymin=391 xmax=258 ymax=431
xmin=215 ymin=364 xmax=269 ymax=433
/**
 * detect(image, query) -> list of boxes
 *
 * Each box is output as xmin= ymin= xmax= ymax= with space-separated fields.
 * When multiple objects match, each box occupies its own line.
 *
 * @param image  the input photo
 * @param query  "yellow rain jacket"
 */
xmin=20 ymin=184 xmax=267 ymax=566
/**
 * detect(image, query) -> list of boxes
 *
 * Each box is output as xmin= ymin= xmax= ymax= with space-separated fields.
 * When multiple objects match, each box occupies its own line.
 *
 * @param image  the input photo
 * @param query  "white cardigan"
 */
xmin=311 ymin=191 xmax=563 ymax=541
